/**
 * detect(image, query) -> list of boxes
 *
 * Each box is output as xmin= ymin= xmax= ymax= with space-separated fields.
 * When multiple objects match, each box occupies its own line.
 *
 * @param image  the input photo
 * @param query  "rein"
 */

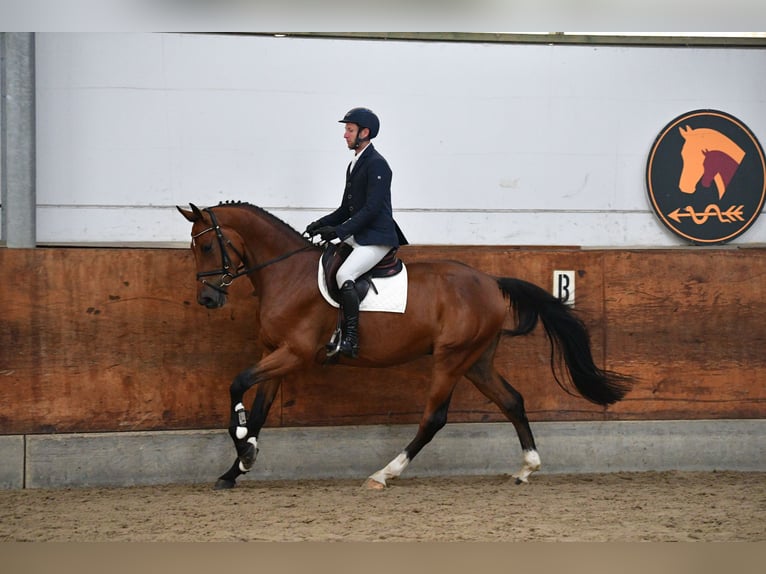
xmin=194 ymin=207 xmax=313 ymax=293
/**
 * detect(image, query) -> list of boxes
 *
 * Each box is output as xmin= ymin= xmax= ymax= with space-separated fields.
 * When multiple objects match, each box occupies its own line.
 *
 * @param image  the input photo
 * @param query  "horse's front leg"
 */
xmin=215 ymin=347 xmax=302 ymax=490
xmin=215 ymin=379 xmax=282 ymax=490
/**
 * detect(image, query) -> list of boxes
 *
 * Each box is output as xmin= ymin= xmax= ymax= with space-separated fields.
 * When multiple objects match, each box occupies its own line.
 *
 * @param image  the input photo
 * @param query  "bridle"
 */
xmin=193 ymin=207 xmax=312 ymax=294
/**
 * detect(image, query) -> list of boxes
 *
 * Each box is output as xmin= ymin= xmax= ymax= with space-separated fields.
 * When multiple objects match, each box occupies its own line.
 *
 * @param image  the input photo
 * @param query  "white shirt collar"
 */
xmin=349 ymin=143 xmax=371 ymax=173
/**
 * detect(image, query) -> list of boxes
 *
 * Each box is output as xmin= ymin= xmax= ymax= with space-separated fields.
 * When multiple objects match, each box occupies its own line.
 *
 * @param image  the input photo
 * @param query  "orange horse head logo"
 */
xmin=678 ymin=125 xmax=745 ymax=199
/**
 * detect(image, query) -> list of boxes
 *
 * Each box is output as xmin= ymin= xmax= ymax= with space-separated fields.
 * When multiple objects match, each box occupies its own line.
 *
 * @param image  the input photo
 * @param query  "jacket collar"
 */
xmin=348 ymin=143 xmax=374 ymax=176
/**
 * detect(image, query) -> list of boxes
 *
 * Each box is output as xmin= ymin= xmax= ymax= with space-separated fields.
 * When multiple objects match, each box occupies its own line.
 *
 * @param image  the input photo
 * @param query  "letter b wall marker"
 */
xmin=553 ymin=270 xmax=575 ymax=307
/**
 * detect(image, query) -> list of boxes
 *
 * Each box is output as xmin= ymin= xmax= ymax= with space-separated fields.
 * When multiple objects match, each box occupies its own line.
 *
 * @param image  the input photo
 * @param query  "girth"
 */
xmin=321 ymin=242 xmax=404 ymax=304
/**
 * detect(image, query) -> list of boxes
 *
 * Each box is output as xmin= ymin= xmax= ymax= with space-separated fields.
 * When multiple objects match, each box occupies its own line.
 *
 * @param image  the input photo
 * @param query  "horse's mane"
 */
xmin=213 ymin=200 xmax=313 ymax=246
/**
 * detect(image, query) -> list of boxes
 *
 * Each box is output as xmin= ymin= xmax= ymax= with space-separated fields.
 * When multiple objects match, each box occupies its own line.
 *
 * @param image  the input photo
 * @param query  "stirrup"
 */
xmin=325 ymin=326 xmax=343 ymax=357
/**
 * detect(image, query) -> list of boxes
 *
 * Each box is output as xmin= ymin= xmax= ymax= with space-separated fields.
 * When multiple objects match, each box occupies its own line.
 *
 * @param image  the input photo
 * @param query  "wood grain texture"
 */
xmin=1 ymin=246 xmax=763 ymax=435
xmin=603 ymin=249 xmax=766 ymax=420
xmin=0 ymin=248 xmax=267 ymax=434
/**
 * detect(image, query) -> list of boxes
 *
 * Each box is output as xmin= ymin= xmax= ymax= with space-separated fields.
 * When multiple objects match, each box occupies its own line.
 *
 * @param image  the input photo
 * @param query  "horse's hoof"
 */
xmin=362 ymin=477 xmax=386 ymax=491
xmin=514 ymin=477 xmax=524 ymax=485
xmin=214 ymin=478 xmax=237 ymax=490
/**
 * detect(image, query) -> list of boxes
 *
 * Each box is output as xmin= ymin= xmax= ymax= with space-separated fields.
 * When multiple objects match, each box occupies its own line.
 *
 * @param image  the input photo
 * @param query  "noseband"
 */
xmin=193 ymin=208 xmax=312 ymax=294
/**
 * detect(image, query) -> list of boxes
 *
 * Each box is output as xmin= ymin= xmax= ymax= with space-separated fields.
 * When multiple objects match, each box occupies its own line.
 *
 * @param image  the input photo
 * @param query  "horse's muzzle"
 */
xmin=198 ymin=286 xmax=227 ymax=309
xmin=199 ymin=295 xmax=225 ymax=309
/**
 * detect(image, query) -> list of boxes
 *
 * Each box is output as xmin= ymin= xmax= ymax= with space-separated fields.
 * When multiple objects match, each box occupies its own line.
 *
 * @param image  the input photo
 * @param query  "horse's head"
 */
xmin=678 ymin=126 xmax=745 ymax=198
xmin=177 ymin=203 xmax=248 ymax=309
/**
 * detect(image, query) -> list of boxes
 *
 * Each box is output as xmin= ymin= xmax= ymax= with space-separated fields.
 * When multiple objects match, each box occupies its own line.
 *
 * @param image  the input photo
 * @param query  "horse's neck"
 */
xmin=235 ymin=210 xmax=317 ymax=294
xmin=235 ymin=210 xmax=304 ymax=262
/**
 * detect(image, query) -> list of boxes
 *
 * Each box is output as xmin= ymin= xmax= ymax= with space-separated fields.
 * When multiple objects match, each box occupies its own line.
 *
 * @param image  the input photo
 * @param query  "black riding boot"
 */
xmin=339 ymin=280 xmax=360 ymax=358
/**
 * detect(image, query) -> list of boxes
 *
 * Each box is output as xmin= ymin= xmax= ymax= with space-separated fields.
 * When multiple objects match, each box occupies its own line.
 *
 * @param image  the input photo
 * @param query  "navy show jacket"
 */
xmin=316 ymin=144 xmax=408 ymax=247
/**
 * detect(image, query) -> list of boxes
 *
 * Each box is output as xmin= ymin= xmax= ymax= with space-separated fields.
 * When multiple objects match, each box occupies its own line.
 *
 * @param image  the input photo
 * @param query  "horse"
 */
xmin=679 ymin=125 xmax=745 ymax=199
xmin=177 ymin=201 xmax=633 ymax=490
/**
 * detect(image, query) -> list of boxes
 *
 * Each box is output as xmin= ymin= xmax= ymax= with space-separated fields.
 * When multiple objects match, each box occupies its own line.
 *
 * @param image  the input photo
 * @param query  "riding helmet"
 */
xmin=339 ymin=107 xmax=380 ymax=139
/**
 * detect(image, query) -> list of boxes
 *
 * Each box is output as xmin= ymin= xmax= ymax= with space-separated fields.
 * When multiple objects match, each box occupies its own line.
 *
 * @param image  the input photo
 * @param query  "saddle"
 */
xmin=321 ymin=242 xmax=404 ymax=304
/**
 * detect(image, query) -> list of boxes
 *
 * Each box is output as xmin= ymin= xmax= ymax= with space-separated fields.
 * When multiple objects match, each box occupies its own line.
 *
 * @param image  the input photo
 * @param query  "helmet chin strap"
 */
xmin=353 ymin=127 xmax=370 ymax=150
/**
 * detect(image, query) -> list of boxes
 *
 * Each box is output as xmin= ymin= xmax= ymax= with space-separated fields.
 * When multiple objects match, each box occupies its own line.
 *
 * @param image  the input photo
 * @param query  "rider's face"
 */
xmin=343 ymin=123 xmax=359 ymax=149
xmin=344 ymin=123 xmax=368 ymax=150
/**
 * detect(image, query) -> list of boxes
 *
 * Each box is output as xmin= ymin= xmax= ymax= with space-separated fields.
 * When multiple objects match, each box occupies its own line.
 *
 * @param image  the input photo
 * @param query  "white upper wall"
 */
xmin=30 ymin=33 xmax=766 ymax=246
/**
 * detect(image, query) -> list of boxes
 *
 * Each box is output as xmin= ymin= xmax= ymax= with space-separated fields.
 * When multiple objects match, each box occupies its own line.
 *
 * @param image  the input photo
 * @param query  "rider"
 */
xmin=306 ymin=107 xmax=408 ymax=358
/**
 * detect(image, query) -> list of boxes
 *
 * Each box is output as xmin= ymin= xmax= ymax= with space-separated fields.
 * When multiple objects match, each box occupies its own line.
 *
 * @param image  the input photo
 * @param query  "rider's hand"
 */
xmin=316 ymin=226 xmax=338 ymax=242
xmin=305 ymin=221 xmax=322 ymax=236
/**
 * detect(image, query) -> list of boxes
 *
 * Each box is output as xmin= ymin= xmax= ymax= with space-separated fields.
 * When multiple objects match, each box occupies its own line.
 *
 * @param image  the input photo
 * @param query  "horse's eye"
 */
xmin=201 ymin=242 xmax=213 ymax=254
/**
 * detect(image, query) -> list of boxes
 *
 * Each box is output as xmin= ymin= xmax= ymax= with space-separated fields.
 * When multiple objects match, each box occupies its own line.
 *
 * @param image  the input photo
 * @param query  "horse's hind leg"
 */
xmin=365 ymin=349 xmax=480 ymax=489
xmin=365 ymin=376 xmax=456 ymax=490
xmin=465 ymin=340 xmax=541 ymax=484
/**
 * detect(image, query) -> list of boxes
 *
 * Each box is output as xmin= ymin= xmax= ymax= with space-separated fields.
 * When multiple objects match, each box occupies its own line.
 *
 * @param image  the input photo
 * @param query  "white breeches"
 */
xmin=336 ymin=236 xmax=393 ymax=286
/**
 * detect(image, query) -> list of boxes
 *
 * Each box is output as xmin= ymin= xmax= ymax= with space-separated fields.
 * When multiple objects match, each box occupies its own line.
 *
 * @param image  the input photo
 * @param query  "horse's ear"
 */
xmin=177 ymin=203 xmax=203 ymax=223
xmin=679 ymin=125 xmax=691 ymax=139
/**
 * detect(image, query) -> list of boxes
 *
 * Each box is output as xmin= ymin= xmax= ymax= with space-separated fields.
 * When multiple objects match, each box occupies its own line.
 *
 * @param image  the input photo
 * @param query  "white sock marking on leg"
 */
xmin=512 ymin=449 xmax=541 ymax=483
xmin=369 ymin=452 xmax=410 ymax=486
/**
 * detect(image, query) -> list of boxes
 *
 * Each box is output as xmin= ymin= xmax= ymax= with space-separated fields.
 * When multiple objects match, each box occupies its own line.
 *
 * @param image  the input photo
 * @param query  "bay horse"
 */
xmin=178 ymin=202 xmax=632 ymax=490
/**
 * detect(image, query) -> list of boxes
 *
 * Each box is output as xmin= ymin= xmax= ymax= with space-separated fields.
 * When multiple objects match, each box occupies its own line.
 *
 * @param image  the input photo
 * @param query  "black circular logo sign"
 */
xmin=646 ymin=109 xmax=766 ymax=244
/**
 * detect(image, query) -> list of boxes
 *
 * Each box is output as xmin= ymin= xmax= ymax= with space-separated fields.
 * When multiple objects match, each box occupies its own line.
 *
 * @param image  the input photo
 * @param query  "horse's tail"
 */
xmin=497 ymin=277 xmax=633 ymax=406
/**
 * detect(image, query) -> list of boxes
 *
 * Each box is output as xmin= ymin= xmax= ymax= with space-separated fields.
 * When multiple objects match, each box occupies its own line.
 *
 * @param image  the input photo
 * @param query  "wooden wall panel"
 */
xmin=0 ymin=248 xmax=271 ymax=434
xmin=1 ymin=246 xmax=763 ymax=435
xmin=603 ymin=249 xmax=766 ymax=420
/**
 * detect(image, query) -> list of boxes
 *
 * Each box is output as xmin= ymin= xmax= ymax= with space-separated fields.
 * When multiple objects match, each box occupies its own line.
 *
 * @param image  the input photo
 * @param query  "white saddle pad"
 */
xmin=317 ymin=261 xmax=408 ymax=313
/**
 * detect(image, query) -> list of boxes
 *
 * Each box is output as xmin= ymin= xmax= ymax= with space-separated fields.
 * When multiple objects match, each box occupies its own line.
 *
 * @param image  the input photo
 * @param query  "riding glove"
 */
xmin=316 ymin=226 xmax=338 ymax=241
xmin=305 ymin=221 xmax=322 ymax=235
